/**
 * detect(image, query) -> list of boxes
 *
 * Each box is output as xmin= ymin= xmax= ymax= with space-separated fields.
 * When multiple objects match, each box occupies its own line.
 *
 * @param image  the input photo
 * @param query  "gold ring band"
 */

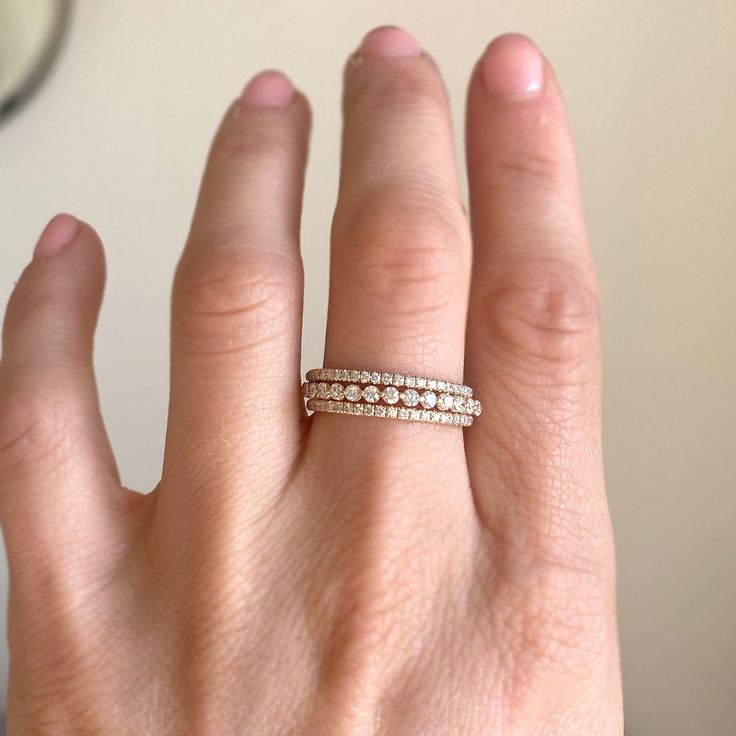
xmin=302 ymin=368 xmax=482 ymax=427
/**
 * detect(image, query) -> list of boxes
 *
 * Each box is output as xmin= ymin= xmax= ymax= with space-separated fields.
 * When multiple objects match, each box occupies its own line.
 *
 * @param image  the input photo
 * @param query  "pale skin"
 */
xmin=0 ymin=27 xmax=623 ymax=735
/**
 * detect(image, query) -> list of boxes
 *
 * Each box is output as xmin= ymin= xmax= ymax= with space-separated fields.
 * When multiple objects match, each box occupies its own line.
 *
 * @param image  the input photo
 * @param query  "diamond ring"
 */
xmin=302 ymin=368 xmax=482 ymax=426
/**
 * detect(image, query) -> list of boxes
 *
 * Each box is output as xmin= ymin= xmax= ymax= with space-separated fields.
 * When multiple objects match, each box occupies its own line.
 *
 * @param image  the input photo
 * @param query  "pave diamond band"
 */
xmin=306 ymin=399 xmax=474 ymax=427
xmin=305 ymin=368 xmax=473 ymax=397
xmin=302 ymin=368 xmax=482 ymax=427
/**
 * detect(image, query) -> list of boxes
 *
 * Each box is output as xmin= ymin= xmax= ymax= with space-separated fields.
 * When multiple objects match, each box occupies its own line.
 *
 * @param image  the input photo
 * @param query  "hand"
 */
xmin=0 ymin=28 xmax=622 ymax=735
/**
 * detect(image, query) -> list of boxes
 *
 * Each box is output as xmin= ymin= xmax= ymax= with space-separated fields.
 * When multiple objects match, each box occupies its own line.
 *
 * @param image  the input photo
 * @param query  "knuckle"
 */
xmin=209 ymin=120 xmax=293 ymax=166
xmin=481 ymin=263 xmax=600 ymax=365
xmin=477 ymin=140 xmax=569 ymax=193
xmin=0 ymin=390 xmax=75 ymax=482
xmin=347 ymin=68 xmax=448 ymax=118
xmin=333 ymin=188 xmax=469 ymax=318
xmin=3 ymin=285 xmax=57 ymax=337
xmin=173 ymin=250 xmax=300 ymax=359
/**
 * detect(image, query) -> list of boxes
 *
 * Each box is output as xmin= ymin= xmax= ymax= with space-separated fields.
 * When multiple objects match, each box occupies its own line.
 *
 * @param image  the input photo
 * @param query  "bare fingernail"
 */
xmin=33 ymin=213 xmax=79 ymax=259
xmin=482 ymin=33 xmax=544 ymax=98
xmin=241 ymin=70 xmax=294 ymax=108
xmin=359 ymin=25 xmax=421 ymax=58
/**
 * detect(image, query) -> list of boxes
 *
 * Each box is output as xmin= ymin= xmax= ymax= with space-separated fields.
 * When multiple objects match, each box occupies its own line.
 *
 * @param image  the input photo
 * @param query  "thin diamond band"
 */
xmin=305 ymin=368 xmax=473 ymax=397
xmin=302 ymin=368 xmax=482 ymax=427
xmin=306 ymin=399 xmax=474 ymax=427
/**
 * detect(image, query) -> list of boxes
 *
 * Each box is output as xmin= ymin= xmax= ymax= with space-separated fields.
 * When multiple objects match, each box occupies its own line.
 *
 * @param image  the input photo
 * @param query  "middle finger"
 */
xmin=323 ymin=27 xmax=471 ymax=401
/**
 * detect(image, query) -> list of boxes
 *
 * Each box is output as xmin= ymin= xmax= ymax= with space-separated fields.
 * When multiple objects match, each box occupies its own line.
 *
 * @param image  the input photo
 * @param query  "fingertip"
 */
xmin=241 ymin=69 xmax=295 ymax=108
xmin=480 ymin=33 xmax=545 ymax=99
xmin=33 ymin=213 xmax=79 ymax=259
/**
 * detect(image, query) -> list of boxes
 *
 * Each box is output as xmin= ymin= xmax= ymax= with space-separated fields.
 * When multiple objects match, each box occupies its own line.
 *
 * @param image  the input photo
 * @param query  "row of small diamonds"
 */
xmin=302 ymin=382 xmax=482 ymax=417
xmin=305 ymin=368 xmax=473 ymax=398
xmin=306 ymin=399 xmax=474 ymax=426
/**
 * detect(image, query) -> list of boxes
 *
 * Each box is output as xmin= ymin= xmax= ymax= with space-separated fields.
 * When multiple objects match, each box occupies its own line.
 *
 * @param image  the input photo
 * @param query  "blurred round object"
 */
xmin=0 ymin=0 xmax=71 ymax=122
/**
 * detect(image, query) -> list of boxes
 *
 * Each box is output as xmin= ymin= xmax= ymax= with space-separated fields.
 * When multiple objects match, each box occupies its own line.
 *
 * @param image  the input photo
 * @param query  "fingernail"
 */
xmin=359 ymin=25 xmax=421 ymax=58
xmin=482 ymin=33 xmax=544 ymax=98
xmin=33 ymin=213 xmax=79 ymax=259
xmin=241 ymin=70 xmax=294 ymax=107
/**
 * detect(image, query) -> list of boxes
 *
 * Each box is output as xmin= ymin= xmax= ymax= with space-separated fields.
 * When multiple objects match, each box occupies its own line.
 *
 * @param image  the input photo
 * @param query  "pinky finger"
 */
xmin=0 ymin=215 xmax=121 ymax=569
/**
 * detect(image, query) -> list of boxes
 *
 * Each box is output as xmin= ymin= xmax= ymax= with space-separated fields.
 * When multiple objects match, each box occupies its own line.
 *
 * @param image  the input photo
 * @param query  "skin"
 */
xmin=0 ymin=27 xmax=623 ymax=736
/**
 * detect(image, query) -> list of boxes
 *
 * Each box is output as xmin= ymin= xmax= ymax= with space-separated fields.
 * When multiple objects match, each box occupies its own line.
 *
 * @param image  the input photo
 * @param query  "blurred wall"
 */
xmin=1 ymin=1 xmax=734 ymax=732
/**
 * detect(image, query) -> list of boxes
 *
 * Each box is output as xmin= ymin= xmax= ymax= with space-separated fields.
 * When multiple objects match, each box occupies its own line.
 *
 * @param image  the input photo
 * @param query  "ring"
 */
xmin=302 ymin=368 xmax=482 ymax=427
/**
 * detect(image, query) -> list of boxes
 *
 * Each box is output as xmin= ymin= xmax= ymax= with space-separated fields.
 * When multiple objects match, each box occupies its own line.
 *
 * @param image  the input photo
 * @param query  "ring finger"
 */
xmin=321 ymin=27 xmax=471 ymax=428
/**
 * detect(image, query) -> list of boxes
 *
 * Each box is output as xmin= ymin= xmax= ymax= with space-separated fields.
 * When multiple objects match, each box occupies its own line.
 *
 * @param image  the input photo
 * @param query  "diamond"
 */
xmin=381 ymin=372 xmax=393 ymax=385
xmin=387 ymin=406 xmax=398 ymax=418
xmin=438 ymin=393 xmax=453 ymax=410
xmin=417 ymin=377 xmax=427 ymax=389
xmin=345 ymin=384 xmax=362 ymax=402
xmin=393 ymin=373 xmax=405 ymax=387
xmin=454 ymin=396 xmax=466 ymax=414
xmin=382 ymin=386 xmax=400 ymax=404
xmin=405 ymin=375 xmax=416 ymax=388
xmin=360 ymin=371 xmax=370 ymax=383
xmin=317 ymin=382 xmax=329 ymax=399
xmin=363 ymin=385 xmax=380 ymax=403
xmin=370 ymin=371 xmax=381 ymax=384
xmin=437 ymin=381 xmax=446 ymax=391
xmin=374 ymin=405 xmax=386 ymax=417
xmin=473 ymin=400 xmax=482 ymax=417
xmin=401 ymin=388 xmax=420 ymax=406
xmin=354 ymin=403 xmax=364 ymax=414
xmin=330 ymin=383 xmax=345 ymax=400
xmin=420 ymin=390 xmax=437 ymax=409
xmin=364 ymin=404 xmax=374 ymax=416
xmin=308 ymin=383 xmax=318 ymax=399
xmin=349 ymin=370 xmax=360 ymax=381
xmin=398 ymin=407 xmax=408 ymax=420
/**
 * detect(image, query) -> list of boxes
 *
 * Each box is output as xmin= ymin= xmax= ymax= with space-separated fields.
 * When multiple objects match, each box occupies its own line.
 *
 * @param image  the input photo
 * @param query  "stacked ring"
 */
xmin=302 ymin=368 xmax=482 ymax=427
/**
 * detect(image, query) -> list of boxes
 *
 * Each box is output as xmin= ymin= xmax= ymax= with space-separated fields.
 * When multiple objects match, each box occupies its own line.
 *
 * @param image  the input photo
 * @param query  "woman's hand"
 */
xmin=0 ymin=28 xmax=622 ymax=735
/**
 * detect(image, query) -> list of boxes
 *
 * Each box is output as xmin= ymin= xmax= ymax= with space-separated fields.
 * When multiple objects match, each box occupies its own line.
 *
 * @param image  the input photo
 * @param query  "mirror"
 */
xmin=0 ymin=0 xmax=71 ymax=123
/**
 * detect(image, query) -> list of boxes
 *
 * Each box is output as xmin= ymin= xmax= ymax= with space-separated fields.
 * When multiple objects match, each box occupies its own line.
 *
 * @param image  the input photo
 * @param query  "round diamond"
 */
xmin=370 ymin=371 xmax=381 ymax=384
xmin=401 ymin=388 xmax=420 ymax=407
xmin=420 ymin=390 xmax=437 ymax=409
xmin=317 ymin=382 xmax=329 ymax=399
xmin=345 ymin=384 xmax=362 ymax=402
xmin=382 ymin=386 xmax=400 ymax=404
xmin=363 ymin=385 xmax=380 ymax=403
xmin=438 ymin=393 xmax=454 ymax=410
xmin=330 ymin=383 xmax=344 ymax=400
xmin=473 ymin=400 xmax=482 ymax=417
xmin=454 ymin=396 xmax=466 ymax=414
xmin=381 ymin=372 xmax=393 ymax=384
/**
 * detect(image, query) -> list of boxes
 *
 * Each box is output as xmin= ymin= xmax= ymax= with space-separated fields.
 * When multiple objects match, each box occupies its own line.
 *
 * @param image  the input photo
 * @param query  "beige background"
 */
xmin=1 ymin=1 xmax=734 ymax=732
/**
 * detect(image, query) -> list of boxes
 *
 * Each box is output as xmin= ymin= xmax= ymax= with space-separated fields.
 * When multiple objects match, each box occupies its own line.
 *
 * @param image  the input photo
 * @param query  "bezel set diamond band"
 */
xmin=302 ymin=368 xmax=482 ymax=427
